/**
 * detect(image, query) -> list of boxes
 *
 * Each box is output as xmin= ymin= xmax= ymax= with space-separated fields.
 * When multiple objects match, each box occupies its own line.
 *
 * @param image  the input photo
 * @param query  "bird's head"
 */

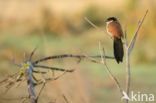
xmin=105 ymin=17 xmax=118 ymax=24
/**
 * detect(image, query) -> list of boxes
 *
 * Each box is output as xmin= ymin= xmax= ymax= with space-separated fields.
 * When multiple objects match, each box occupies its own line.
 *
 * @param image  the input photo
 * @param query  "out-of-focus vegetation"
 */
xmin=0 ymin=0 xmax=156 ymax=103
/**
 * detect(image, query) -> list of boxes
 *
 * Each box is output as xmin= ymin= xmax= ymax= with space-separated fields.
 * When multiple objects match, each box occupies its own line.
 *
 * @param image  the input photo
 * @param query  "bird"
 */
xmin=105 ymin=17 xmax=124 ymax=63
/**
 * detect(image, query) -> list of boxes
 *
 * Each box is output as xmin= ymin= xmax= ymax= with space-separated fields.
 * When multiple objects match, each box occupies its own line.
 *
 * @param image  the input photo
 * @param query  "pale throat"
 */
xmin=106 ymin=20 xmax=114 ymax=37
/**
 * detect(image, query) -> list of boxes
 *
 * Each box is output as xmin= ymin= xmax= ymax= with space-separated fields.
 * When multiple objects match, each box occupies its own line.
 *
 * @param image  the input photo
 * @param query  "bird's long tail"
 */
xmin=113 ymin=38 xmax=124 ymax=63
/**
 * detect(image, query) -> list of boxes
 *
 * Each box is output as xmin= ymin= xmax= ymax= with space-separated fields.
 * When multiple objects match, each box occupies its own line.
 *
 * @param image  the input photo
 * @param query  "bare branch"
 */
xmin=33 ymin=70 xmax=47 ymax=74
xmin=125 ymin=49 xmax=130 ymax=103
xmin=33 ymin=54 xmax=114 ymax=65
xmin=34 ymin=65 xmax=75 ymax=72
xmin=125 ymin=10 xmax=148 ymax=103
xmin=29 ymin=47 xmax=37 ymax=61
xmin=98 ymin=42 xmax=123 ymax=97
xmin=128 ymin=10 xmax=148 ymax=55
xmin=62 ymin=94 xmax=70 ymax=103
xmin=36 ymin=82 xmax=46 ymax=101
xmin=25 ymin=62 xmax=37 ymax=103
xmin=84 ymin=17 xmax=104 ymax=32
xmin=0 ymin=72 xmax=18 ymax=85
xmin=84 ymin=17 xmax=112 ymax=39
xmin=36 ymin=71 xmax=68 ymax=86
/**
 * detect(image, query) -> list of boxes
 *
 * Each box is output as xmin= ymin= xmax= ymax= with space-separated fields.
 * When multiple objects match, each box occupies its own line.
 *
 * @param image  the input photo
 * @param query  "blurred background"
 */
xmin=0 ymin=0 xmax=156 ymax=103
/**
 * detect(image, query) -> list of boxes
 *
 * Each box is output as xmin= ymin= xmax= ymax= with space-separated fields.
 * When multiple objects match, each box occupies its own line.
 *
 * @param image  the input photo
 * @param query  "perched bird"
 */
xmin=106 ymin=17 xmax=124 ymax=63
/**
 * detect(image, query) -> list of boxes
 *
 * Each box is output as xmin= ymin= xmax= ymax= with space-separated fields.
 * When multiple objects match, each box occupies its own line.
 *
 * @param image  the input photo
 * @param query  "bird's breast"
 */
xmin=106 ymin=21 xmax=123 ymax=39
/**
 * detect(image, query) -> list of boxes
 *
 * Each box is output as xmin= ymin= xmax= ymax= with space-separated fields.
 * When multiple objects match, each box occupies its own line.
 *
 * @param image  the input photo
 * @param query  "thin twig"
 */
xmin=82 ymin=54 xmax=100 ymax=64
xmin=0 ymin=72 xmax=18 ymax=85
xmin=33 ymin=70 xmax=47 ymax=74
xmin=34 ymin=65 xmax=75 ymax=72
xmin=33 ymin=54 xmax=114 ymax=65
xmin=125 ymin=48 xmax=130 ymax=103
xmin=29 ymin=47 xmax=37 ymax=61
xmin=36 ymin=82 xmax=46 ymax=101
xmin=62 ymin=94 xmax=70 ymax=103
xmin=84 ymin=17 xmax=112 ymax=39
xmin=125 ymin=10 xmax=148 ymax=103
xmin=80 ymin=43 xmax=124 ymax=97
xmin=99 ymin=42 xmax=123 ymax=97
xmin=128 ymin=10 xmax=148 ymax=55
xmin=36 ymin=71 xmax=68 ymax=86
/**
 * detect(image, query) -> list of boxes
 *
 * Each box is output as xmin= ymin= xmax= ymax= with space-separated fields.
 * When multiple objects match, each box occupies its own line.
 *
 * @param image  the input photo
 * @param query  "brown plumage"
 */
xmin=106 ymin=17 xmax=124 ymax=63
